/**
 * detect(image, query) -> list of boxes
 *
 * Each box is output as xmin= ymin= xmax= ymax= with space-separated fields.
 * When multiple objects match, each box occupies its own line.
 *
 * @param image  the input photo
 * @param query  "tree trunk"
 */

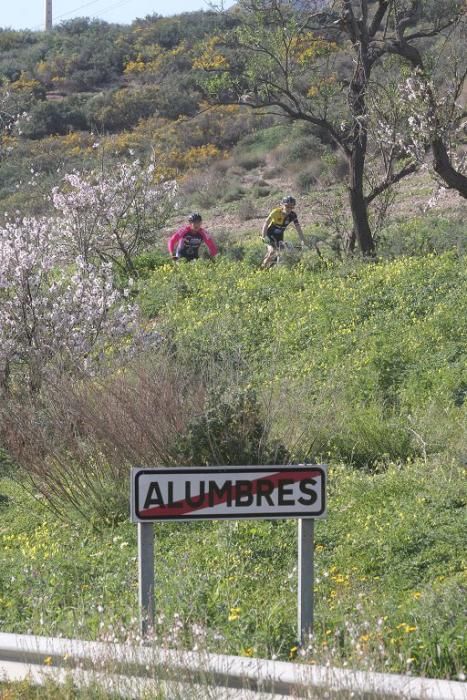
xmin=432 ymin=137 xmax=467 ymax=199
xmin=0 ymin=360 xmax=10 ymax=397
xmin=28 ymin=355 xmax=42 ymax=394
xmin=348 ymin=183 xmax=375 ymax=255
xmin=348 ymin=108 xmax=375 ymax=255
xmin=347 ymin=45 xmax=376 ymax=256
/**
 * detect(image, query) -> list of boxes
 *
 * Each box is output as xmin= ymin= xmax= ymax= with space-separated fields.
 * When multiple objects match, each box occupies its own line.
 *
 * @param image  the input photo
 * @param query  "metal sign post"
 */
xmin=298 ymin=518 xmax=314 ymax=644
xmin=132 ymin=465 xmax=326 ymax=639
xmin=137 ymin=522 xmax=154 ymax=636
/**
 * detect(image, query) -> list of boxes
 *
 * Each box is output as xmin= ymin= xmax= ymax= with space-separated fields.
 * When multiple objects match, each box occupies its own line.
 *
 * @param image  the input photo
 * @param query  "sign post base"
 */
xmin=138 ymin=522 xmax=154 ymax=637
xmin=298 ymin=518 xmax=314 ymax=645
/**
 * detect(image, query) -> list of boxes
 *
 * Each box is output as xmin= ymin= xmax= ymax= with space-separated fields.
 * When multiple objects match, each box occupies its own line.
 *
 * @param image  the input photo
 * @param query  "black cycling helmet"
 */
xmin=188 ymin=212 xmax=202 ymax=223
xmin=281 ymin=196 xmax=296 ymax=206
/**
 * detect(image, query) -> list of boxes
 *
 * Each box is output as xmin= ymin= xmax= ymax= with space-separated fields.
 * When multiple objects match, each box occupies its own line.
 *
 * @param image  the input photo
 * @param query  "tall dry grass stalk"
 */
xmin=0 ymin=350 xmax=205 ymax=522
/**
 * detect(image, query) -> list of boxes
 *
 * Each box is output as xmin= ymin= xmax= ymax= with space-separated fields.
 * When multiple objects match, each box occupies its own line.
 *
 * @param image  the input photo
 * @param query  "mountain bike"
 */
xmin=262 ymin=240 xmax=305 ymax=268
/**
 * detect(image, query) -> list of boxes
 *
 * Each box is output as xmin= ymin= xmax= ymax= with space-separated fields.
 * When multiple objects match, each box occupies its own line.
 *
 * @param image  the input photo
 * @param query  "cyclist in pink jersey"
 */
xmin=168 ymin=213 xmax=218 ymax=261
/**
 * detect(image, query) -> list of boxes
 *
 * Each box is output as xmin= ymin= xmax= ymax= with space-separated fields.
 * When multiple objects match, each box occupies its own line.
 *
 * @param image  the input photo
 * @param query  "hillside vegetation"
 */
xmin=0 ymin=2 xmax=466 ymax=688
xmin=1 ymin=245 xmax=465 ymax=679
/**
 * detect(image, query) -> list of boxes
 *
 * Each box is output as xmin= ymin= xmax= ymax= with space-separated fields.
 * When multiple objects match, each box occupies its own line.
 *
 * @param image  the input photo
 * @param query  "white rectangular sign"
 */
xmin=131 ymin=465 xmax=326 ymax=522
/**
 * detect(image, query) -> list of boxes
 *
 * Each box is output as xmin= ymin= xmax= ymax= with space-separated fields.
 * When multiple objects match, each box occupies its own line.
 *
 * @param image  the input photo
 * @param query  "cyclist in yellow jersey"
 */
xmin=261 ymin=196 xmax=306 ymax=268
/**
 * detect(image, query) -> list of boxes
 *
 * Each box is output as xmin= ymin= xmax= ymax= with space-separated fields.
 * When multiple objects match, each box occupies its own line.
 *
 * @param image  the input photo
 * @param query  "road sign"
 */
xmin=131 ymin=464 xmax=327 ymax=641
xmin=131 ymin=465 xmax=326 ymax=522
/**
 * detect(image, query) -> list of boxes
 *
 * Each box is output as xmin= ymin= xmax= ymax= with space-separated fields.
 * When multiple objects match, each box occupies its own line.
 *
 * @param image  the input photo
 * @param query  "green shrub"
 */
xmin=326 ymin=404 xmax=415 ymax=468
xmin=175 ymin=386 xmax=289 ymax=466
xmin=295 ymin=159 xmax=325 ymax=191
xmin=211 ymin=228 xmax=245 ymax=260
xmin=237 ymin=198 xmax=257 ymax=221
xmin=238 ymin=123 xmax=289 ymax=151
xmin=85 ymin=87 xmax=160 ymax=132
xmin=262 ymin=164 xmax=284 ymax=179
xmin=378 ymin=215 xmax=466 ymax=258
xmin=282 ymin=135 xmax=323 ymax=164
xmin=252 ymin=184 xmax=270 ymax=198
xmin=222 ymin=184 xmax=246 ymax=202
xmin=234 ymin=153 xmax=266 ymax=171
xmin=132 ymin=250 xmax=170 ymax=276
xmin=242 ymin=240 xmax=266 ymax=266
xmin=331 ymin=152 xmax=349 ymax=181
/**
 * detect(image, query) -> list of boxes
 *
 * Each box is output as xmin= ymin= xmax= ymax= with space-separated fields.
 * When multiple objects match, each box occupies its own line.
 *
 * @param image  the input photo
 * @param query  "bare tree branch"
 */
xmin=366 ymin=161 xmax=419 ymax=204
xmin=369 ymin=0 xmax=390 ymax=37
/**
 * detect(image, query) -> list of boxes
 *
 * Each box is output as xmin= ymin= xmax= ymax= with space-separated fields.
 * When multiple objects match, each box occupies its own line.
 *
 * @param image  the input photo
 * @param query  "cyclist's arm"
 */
xmin=294 ymin=221 xmax=306 ymax=245
xmin=168 ymin=230 xmax=182 ymax=256
xmin=261 ymin=217 xmax=271 ymax=240
xmin=201 ymin=230 xmax=218 ymax=257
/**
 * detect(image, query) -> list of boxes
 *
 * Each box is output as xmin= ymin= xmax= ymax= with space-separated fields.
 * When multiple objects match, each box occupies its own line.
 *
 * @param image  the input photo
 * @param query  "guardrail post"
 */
xmin=138 ymin=522 xmax=154 ymax=637
xmin=298 ymin=518 xmax=314 ymax=645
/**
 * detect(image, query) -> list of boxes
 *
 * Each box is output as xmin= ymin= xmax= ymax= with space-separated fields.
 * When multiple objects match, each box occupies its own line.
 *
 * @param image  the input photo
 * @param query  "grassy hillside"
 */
xmin=138 ymin=252 xmax=466 ymax=465
xmin=1 ymin=244 xmax=466 ymax=680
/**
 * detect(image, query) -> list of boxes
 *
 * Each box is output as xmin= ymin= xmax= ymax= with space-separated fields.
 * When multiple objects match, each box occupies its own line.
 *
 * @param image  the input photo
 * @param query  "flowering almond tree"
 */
xmin=375 ymin=67 xmax=466 ymax=205
xmin=52 ymin=160 xmax=177 ymax=273
xmin=378 ymin=63 xmax=466 ymax=197
xmin=0 ymin=216 xmax=138 ymax=394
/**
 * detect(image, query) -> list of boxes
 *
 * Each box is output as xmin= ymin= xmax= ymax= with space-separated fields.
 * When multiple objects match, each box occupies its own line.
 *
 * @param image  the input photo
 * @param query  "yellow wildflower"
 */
xmin=228 ymin=607 xmax=241 ymax=622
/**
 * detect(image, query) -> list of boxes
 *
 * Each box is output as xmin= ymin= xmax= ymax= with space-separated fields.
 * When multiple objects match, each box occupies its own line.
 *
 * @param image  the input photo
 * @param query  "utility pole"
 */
xmin=45 ymin=0 xmax=52 ymax=30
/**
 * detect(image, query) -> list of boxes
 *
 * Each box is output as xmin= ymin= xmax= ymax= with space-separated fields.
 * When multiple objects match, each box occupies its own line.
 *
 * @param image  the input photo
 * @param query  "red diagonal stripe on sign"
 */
xmin=139 ymin=469 xmax=321 ymax=517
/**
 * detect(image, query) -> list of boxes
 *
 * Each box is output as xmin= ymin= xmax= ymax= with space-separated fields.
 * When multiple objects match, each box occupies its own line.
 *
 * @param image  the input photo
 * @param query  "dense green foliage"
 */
xmin=0 ymin=12 xmax=246 ymax=217
xmin=139 ymin=252 xmax=466 ymax=466
xmin=0 ymin=12 xmax=238 ymax=127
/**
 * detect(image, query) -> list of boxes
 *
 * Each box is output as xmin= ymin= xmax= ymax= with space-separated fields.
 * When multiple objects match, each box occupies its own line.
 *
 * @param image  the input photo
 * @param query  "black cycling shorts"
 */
xmin=266 ymin=230 xmax=284 ymax=248
xmin=177 ymin=248 xmax=199 ymax=261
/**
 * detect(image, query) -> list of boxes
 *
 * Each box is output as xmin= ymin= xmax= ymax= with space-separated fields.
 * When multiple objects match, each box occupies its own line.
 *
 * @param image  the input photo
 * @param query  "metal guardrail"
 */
xmin=0 ymin=632 xmax=465 ymax=699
